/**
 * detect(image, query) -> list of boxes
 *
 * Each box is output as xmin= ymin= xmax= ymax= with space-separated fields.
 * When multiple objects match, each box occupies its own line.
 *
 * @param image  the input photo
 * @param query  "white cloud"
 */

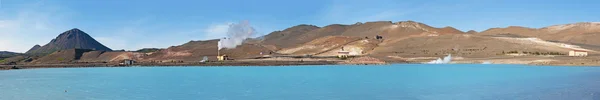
xmin=0 ymin=39 xmax=14 ymax=51
xmin=202 ymin=22 xmax=231 ymax=40
xmin=0 ymin=20 xmax=11 ymax=28
xmin=0 ymin=2 xmax=70 ymax=53
xmin=200 ymin=22 xmax=271 ymax=40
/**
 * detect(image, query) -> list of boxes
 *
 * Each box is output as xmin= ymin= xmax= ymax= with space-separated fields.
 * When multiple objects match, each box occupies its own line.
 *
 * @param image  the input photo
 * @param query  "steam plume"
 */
xmin=218 ymin=21 xmax=256 ymax=50
xmin=427 ymin=54 xmax=452 ymax=64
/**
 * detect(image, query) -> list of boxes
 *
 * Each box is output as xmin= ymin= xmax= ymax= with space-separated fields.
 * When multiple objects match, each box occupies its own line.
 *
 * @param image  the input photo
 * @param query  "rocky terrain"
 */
xmin=140 ymin=39 xmax=274 ymax=62
xmin=26 ymin=28 xmax=112 ymax=56
xmin=480 ymin=22 xmax=600 ymax=47
xmin=3 ymin=21 xmax=600 ymax=69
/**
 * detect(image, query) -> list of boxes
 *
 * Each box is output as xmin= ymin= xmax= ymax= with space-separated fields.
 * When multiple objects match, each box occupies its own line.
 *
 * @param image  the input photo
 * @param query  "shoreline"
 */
xmin=0 ymin=60 xmax=342 ymax=70
xmin=4 ymin=55 xmax=600 ymax=70
xmin=3 ymin=61 xmax=600 ymax=70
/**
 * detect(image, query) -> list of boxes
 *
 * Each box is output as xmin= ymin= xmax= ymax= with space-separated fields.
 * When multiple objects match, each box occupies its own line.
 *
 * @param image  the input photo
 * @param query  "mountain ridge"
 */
xmin=478 ymin=22 xmax=600 ymax=46
xmin=26 ymin=28 xmax=112 ymax=56
xmin=5 ymin=21 xmax=600 ymax=66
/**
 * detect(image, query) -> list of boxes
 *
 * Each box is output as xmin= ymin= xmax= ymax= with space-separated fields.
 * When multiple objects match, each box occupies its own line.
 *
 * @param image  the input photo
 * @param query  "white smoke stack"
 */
xmin=217 ymin=20 xmax=256 ymax=50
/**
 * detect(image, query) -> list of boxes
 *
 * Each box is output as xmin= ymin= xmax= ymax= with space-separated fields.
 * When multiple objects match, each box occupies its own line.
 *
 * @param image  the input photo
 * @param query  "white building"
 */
xmin=122 ymin=59 xmax=135 ymax=65
xmin=569 ymin=50 xmax=588 ymax=57
xmin=337 ymin=51 xmax=350 ymax=58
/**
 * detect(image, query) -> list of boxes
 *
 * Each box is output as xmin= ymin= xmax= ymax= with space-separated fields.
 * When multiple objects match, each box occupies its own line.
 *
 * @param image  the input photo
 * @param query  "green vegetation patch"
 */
xmin=57 ymin=57 xmax=65 ymax=61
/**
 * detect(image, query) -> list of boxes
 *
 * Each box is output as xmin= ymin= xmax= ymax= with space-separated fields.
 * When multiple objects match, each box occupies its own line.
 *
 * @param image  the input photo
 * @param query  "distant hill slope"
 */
xmin=277 ymin=36 xmax=382 ymax=56
xmin=278 ymin=36 xmax=363 ymax=55
xmin=367 ymin=34 xmax=592 ymax=63
xmin=267 ymin=21 xmax=600 ymax=63
xmin=28 ymin=48 xmax=145 ymax=64
xmin=26 ymin=45 xmax=41 ymax=53
xmin=20 ymin=21 xmax=600 ymax=64
xmin=79 ymin=51 xmax=143 ymax=63
xmin=261 ymin=25 xmax=321 ymax=49
xmin=261 ymin=21 xmax=464 ymax=51
xmin=135 ymin=48 xmax=161 ymax=53
xmin=142 ymin=39 xmax=274 ymax=62
xmin=0 ymin=51 xmax=22 ymax=60
xmin=30 ymin=49 xmax=94 ymax=64
xmin=478 ymin=22 xmax=600 ymax=46
xmin=26 ymin=28 xmax=112 ymax=56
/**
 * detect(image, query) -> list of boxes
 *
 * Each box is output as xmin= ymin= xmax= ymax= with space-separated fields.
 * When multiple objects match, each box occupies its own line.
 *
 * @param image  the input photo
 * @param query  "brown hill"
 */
xmin=26 ymin=45 xmax=41 ymax=53
xmin=24 ymin=21 xmax=600 ymax=65
xmin=78 ymin=51 xmax=144 ymax=63
xmin=271 ymin=21 xmax=591 ymax=63
xmin=261 ymin=24 xmax=353 ymax=50
xmin=261 ymin=25 xmax=321 ymax=49
xmin=269 ymin=21 xmax=600 ymax=61
xmin=540 ymin=22 xmax=600 ymax=34
xmin=142 ymin=40 xmax=219 ymax=61
xmin=278 ymin=36 xmax=363 ymax=55
xmin=30 ymin=49 xmax=93 ymax=64
xmin=466 ymin=30 xmax=478 ymax=34
xmin=28 ymin=48 xmax=143 ymax=64
xmin=369 ymin=34 xmax=584 ymax=62
xmin=336 ymin=21 xmax=394 ymax=37
xmin=478 ymin=22 xmax=600 ymax=47
xmin=316 ymin=38 xmax=381 ymax=56
xmin=220 ymin=43 xmax=275 ymax=59
xmin=26 ymin=28 xmax=112 ymax=56
xmin=270 ymin=21 xmax=467 ymax=57
xmin=479 ymin=26 xmax=540 ymax=37
xmin=142 ymin=39 xmax=274 ymax=62
xmin=337 ymin=21 xmax=463 ymax=39
xmin=539 ymin=22 xmax=600 ymax=46
xmin=264 ymin=21 xmax=464 ymax=55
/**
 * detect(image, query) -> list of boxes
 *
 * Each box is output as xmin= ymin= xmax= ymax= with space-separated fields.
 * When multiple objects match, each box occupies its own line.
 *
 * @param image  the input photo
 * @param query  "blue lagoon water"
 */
xmin=2 ymin=64 xmax=600 ymax=100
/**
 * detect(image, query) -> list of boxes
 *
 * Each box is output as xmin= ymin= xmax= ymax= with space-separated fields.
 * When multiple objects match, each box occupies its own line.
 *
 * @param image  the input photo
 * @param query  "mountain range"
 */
xmin=2 ymin=21 xmax=600 ymax=65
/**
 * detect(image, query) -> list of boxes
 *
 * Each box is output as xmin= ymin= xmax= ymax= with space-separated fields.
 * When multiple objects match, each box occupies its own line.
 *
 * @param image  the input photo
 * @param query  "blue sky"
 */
xmin=1 ymin=0 xmax=599 ymax=52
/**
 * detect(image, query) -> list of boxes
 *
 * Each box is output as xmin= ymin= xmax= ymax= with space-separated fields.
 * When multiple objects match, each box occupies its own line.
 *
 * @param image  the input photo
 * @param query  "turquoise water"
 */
xmin=1 ymin=64 xmax=600 ymax=100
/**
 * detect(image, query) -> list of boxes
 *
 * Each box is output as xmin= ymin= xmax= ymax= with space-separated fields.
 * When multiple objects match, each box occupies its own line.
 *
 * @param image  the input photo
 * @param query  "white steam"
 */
xmin=482 ymin=61 xmax=492 ymax=64
xmin=427 ymin=54 xmax=452 ymax=64
xmin=218 ymin=21 xmax=256 ymax=50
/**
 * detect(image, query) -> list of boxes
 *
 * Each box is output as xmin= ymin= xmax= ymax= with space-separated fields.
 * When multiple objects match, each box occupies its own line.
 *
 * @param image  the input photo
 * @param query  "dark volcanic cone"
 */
xmin=26 ymin=28 xmax=112 ymax=56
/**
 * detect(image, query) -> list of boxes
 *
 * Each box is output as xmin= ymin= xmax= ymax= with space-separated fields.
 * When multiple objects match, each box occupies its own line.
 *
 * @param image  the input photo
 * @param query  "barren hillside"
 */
xmin=13 ymin=21 xmax=600 ymax=65
xmin=26 ymin=28 xmax=112 ymax=56
xmin=30 ymin=49 xmax=93 ymax=64
xmin=478 ymin=22 xmax=600 ymax=47
xmin=142 ymin=39 xmax=274 ymax=62
xmin=370 ymin=34 xmax=584 ymax=62
xmin=278 ymin=36 xmax=363 ymax=55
